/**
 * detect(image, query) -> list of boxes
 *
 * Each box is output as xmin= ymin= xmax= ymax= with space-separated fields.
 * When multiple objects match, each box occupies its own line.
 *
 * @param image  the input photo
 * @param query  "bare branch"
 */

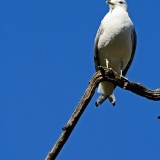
xmin=45 ymin=67 xmax=160 ymax=160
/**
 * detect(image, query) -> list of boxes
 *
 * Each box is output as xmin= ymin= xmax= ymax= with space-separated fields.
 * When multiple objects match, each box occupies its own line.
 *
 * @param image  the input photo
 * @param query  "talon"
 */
xmin=123 ymin=77 xmax=128 ymax=80
xmin=123 ymin=82 xmax=128 ymax=89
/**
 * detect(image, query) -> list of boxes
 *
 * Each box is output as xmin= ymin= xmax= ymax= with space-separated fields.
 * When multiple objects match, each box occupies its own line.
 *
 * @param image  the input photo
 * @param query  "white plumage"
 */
xmin=94 ymin=0 xmax=136 ymax=106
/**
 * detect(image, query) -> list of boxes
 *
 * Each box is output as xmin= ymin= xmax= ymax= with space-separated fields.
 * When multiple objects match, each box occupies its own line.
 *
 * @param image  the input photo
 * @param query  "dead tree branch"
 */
xmin=45 ymin=67 xmax=160 ymax=160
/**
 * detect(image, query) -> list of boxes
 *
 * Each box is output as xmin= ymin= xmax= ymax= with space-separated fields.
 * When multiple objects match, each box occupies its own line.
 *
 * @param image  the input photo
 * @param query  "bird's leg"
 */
xmin=120 ymin=61 xmax=123 ymax=76
xmin=120 ymin=61 xmax=128 ymax=80
xmin=105 ymin=58 xmax=109 ymax=68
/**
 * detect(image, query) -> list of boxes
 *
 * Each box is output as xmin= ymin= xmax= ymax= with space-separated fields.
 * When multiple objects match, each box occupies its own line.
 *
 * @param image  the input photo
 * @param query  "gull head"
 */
xmin=106 ymin=0 xmax=128 ymax=11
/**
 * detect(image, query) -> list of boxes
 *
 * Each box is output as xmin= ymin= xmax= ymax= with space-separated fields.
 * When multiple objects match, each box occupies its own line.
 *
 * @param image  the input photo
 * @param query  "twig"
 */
xmin=45 ymin=67 xmax=160 ymax=160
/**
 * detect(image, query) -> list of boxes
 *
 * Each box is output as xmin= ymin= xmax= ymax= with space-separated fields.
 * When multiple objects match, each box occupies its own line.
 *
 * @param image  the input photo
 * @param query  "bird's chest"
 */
xmin=98 ymin=28 xmax=132 ymax=72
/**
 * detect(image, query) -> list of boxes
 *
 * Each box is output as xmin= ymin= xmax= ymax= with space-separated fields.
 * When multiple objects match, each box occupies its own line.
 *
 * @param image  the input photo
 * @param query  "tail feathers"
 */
xmin=95 ymin=93 xmax=116 ymax=107
xmin=108 ymin=94 xmax=116 ymax=106
xmin=95 ymin=94 xmax=108 ymax=107
xmin=97 ymin=83 xmax=103 ymax=93
xmin=96 ymin=82 xmax=116 ymax=106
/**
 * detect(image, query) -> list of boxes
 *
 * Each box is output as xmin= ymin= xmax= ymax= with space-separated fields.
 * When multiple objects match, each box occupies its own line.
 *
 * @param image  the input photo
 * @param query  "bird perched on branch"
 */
xmin=94 ymin=0 xmax=137 ymax=106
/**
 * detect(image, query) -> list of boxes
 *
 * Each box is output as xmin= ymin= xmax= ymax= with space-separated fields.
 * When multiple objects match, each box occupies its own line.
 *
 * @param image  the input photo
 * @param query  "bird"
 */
xmin=94 ymin=0 xmax=137 ymax=107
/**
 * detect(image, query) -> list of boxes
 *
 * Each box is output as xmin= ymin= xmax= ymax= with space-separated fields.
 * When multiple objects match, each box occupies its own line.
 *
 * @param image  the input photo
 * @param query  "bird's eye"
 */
xmin=119 ymin=1 xmax=123 ymax=4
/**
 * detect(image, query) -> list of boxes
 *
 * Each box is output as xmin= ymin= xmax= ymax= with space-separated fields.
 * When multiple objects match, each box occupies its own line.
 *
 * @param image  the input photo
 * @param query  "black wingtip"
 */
xmin=95 ymin=102 xmax=99 ymax=107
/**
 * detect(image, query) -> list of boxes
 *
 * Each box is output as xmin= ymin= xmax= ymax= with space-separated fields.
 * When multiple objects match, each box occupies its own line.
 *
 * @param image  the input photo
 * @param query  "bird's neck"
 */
xmin=108 ymin=7 xmax=129 ymax=21
xmin=109 ymin=6 xmax=127 ymax=14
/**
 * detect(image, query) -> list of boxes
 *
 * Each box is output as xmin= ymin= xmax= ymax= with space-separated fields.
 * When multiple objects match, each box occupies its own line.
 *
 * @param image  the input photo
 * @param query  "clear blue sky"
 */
xmin=1 ymin=0 xmax=160 ymax=159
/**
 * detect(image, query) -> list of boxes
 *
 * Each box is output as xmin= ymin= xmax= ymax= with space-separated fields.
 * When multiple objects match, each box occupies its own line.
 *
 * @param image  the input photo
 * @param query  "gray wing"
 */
xmin=94 ymin=24 xmax=104 ymax=71
xmin=122 ymin=28 xmax=137 ymax=76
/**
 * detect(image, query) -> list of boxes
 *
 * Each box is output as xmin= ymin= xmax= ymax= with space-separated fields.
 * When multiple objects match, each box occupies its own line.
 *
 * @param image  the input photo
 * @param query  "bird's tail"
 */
xmin=95 ymin=93 xmax=108 ymax=107
xmin=95 ymin=82 xmax=116 ymax=106
xmin=108 ymin=94 xmax=116 ymax=106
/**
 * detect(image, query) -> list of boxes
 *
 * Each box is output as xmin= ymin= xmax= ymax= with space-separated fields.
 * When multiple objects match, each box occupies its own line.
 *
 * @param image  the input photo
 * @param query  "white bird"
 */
xmin=94 ymin=0 xmax=137 ymax=106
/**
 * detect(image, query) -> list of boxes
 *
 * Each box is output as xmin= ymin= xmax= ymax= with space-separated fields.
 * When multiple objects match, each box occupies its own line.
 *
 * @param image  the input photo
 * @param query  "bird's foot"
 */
xmin=119 ymin=69 xmax=128 ymax=80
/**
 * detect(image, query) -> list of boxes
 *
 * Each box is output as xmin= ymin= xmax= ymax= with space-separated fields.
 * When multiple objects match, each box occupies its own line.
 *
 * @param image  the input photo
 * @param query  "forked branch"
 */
xmin=45 ymin=67 xmax=160 ymax=160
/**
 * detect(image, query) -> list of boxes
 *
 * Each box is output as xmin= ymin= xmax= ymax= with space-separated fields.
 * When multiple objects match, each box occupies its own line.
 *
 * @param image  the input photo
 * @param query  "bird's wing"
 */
xmin=94 ymin=24 xmax=103 ymax=71
xmin=122 ymin=28 xmax=137 ymax=76
xmin=94 ymin=25 xmax=137 ymax=75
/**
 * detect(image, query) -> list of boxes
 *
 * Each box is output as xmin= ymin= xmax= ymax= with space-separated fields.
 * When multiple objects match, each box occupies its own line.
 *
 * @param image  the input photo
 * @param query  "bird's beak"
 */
xmin=106 ymin=1 xmax=115 ymax=6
